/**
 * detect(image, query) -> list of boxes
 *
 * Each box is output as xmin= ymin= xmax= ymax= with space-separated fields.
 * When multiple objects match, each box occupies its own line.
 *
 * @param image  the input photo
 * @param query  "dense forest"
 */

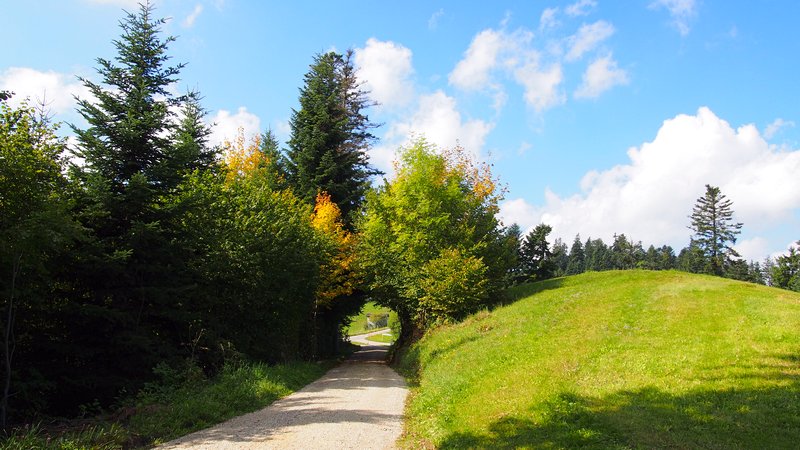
xmin=1 ymin=2 xmax=799 ymax=433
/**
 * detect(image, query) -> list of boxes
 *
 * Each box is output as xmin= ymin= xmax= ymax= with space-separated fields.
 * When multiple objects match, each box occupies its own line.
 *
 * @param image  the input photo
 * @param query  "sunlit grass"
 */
xmin=346 ymin=301 xmax=397 ymax=336
xmin=397 ymin=270 xmax=800 ymax=449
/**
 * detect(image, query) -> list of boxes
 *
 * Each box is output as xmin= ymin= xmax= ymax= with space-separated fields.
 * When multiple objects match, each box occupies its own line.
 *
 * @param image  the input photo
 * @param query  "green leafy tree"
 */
xmin=286 ymin=51 xmax=380 ymax=225
xmin=358 ymin=139 xmax=509 ymax=343
xmin=0 ymin=98 xmax=78 ymax=427
xmin=520 ymin=224 xmax=556 ymax=281
xmin=688 ymin=185 xmax=743 ymax=276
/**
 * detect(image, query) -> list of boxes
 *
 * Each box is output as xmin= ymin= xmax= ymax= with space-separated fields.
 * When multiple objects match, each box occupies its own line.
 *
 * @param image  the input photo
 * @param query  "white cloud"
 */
xmin=539 ymin=7 xmax=560 ymax=31
xmin=449 ymin=29 xmax=508 ymax=91
xmin=208 ymin=107 xmax=261 ymax=147
xmin=372 ymin=91 xmax=494 ymax=174
xmin=574 ymin=54 xmax=629 ymax=98
xmin=428 ymin=8 xmax=444 ymax=30
xmin=764 ymin=118 xmax=795 ymax=139
xmin=650 ymin=0 xmax=697 ymax=36
xmin=354 ymin=38 xmax=415 ymax=110
xmin=506 ymin=107 xmax=800 ymax=260
xmin=514 ymin=56 xmax=565 ymax=112
xmin=499 ymin=197 xmax=539 ymax=230
xmin=565 ymin=0 xmax=597 ymax=17
xmin=183 ymin=4 xmax=204 ymax=28
xmin=0 ymin=67 xmax=90 ymax=114
xmin=735 ymin=237 xmax=770 ymax=263
xmin=565 ymin=20 xmax=615 ymax=62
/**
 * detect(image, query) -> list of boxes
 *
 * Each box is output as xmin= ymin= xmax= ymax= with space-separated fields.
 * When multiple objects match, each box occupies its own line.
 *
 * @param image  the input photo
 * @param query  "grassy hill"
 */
xmin=396 ymin=270 xmax=800 ymax=449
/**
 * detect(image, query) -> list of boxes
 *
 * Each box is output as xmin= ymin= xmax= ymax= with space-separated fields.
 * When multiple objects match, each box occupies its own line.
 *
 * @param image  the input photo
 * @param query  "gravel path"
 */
xmin=158 ymin=342 xmax=407 ymax=449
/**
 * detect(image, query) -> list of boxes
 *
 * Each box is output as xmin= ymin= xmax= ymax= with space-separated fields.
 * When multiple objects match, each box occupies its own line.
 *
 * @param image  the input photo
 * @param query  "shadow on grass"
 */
xmin=502 ymin=277 xmax=566 ymax=306
xmin=439 ymin=356 xmax=800 ymax=449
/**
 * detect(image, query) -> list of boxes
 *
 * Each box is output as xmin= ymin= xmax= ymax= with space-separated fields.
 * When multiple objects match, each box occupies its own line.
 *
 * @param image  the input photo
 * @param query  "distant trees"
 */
xmin=688 ymin=185 xmax=743 ymax=276
xmin=770 ymin=241 xmax=800 ymax=292
xmin=286 ymin=50 xmax=380 ymax=225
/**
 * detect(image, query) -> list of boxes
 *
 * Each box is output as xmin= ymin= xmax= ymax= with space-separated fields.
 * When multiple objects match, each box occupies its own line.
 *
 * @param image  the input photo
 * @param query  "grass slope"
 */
xmin=397 ymin=270 xmax=800 ymax=449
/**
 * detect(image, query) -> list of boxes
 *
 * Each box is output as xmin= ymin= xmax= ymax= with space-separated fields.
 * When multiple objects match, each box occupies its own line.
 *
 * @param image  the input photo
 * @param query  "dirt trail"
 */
xmin=159 ymin=343 xmax=407 ymax=449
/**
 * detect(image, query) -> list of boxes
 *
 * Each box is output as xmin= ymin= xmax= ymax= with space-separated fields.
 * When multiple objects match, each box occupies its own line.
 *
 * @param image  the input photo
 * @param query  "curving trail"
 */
xmin=159 ymin=342 xmax=407 ymax=449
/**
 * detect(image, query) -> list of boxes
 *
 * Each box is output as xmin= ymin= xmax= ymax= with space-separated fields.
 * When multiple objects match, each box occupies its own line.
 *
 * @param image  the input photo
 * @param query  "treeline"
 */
xmin=509 ymin=185 xmax=799 ymax=291
xmin=0 ymin=3 xmax=376 ymax=426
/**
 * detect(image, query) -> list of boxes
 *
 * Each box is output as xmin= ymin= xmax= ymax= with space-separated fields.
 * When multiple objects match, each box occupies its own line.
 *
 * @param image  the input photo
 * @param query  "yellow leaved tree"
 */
xmin=311 ymin=192 xmax=358 ymax=306
xmin=222 ymin=127 xmax=268 ymax=182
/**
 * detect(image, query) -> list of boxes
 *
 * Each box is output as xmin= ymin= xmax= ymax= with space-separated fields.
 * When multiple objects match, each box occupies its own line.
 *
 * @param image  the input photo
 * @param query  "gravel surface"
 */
xmin=158 ymin=343 xmax=407 ymax=449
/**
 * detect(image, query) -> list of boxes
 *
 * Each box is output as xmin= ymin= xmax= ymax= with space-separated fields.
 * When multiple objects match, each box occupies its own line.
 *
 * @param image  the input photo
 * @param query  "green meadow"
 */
xmin=398 ymin=270 xmax=800 ymax=449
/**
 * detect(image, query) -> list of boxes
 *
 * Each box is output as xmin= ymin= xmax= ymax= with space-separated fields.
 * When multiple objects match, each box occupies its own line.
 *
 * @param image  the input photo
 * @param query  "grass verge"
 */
xmin=396 ymin=270 xmax=800 ymax=449
xmin=2 ymin=360 xmax=333 ymax=449
xmin=366 ymin=333 xmax=395 ymax=344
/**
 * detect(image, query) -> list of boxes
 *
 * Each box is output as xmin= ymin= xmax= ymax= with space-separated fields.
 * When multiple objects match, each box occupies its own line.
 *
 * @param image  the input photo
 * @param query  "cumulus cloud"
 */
xmin=502 ymin=107 xmax=800 ymax=259
xmin=650 ymin=0 xmax=697 ymax=36
xmin=371 ymin=91 xmax=494 ymax=173
xmin=354 ymin=38 xmax=415 ymax=110
xmin=514 ymin=56 xmax=565 ymax=112
xmin=764 ymin=118 xmax=795 ymax=139
xmin=449 ymin=29 xmax=511 ymax=91
xmin=498 ymin=197 xmax=539 ymax=230
xmin=208 ymin=107 xmax=262 ymax=147
xmin=0 ymin=67 xmax=90 ymax=114
xmin=574 ymin=54 xmax=629 ymax=98
xmin=565 ymin=0 xmax=598 ymax=17
xmin=565 ymin=20 xmax=615 ymax=62
xmin=183 ymin=4 xmax=204 ymax=28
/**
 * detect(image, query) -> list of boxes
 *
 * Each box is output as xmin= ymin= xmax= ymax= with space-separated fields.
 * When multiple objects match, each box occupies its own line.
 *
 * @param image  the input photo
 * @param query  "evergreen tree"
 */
xmin=65 ymin=1 xmax=211 ymax=408
xmin=520 ymin=224 xmax=555 ymax=281
xmin=772 ymin=242 xmax=800 ymax=291
xmin=286 ymin=51 xmax=380 ymax=224
xmin=688 ymin=185 xmax=743 ymax=276
xmin=551 ymin=238 xmax=569 ymax=276
xmin=584 ymin=238 xmax=610 ymax=272
xmin=566 ymin=235 xmax=585 ymax=275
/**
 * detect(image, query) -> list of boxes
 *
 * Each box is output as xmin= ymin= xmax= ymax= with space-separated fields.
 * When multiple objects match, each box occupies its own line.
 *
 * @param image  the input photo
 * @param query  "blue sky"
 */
xmin=3 ymin=0 xmax=799 ymax=261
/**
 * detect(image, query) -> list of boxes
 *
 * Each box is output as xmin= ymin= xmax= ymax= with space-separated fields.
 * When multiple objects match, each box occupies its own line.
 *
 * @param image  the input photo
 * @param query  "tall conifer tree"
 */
xmin=286 ymin=51 xmax=379 ymax=224
xmin=66 ymin=1 xmax=212 ymax=404
xmin=688 ymin=184 xmax=743 ymax=276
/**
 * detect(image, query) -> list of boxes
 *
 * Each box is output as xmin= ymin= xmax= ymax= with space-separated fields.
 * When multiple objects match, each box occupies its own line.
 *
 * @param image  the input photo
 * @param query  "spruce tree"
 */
xmin=286 ymin=50 xmax=380 ymax=225
xmin=688 ymin=185 xmax=743 ymax=276
xmin=566 ymin=235 xmax=586 ymax=275
xmin=66 ymin=1 xmax=211 ymax=406
xmin=520 ymin=224 xmax=556 ymax=281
